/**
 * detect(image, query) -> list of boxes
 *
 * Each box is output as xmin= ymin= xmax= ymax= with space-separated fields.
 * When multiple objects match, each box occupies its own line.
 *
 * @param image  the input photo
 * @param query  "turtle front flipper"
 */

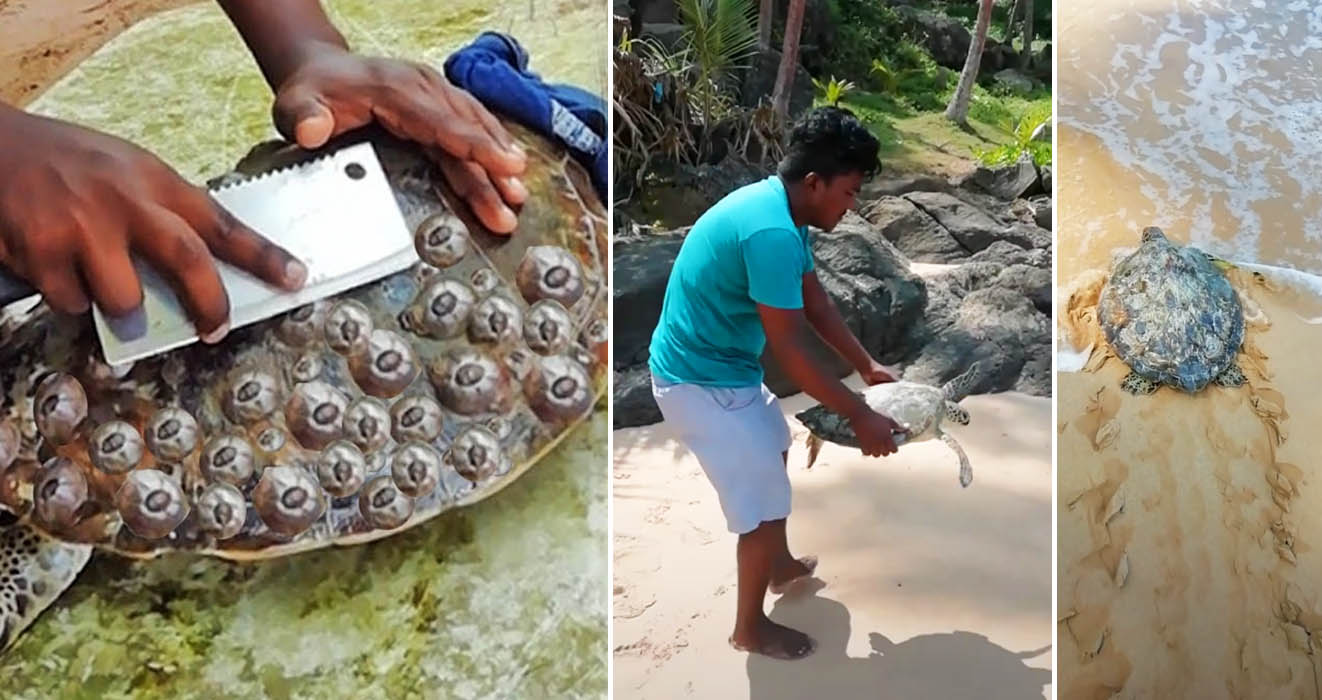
xmin=938 ymin=430 xmax=973 ymax=488
xmin=1202 ymin=251 xmax=1237 ymax=272
xmin=1120 ymin=371 xmax=1159 ymax=395
xmin=1214 ymin=362 xmax=1247 ymax=388
xmin=941 ymin=362 xmax=982 ymax=403
xmin=944 ymin=400 xmax=970 ymax=425
xmin=0 ymin=516 xmax=92 ymax=652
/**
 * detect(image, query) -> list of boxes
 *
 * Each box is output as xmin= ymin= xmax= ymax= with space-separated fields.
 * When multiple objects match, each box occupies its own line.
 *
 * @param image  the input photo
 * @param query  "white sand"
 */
xmin=1058 ymin=263 xmax=1322 ymax=698
xmin=612 ymin=376 xmax=1053 ymax=699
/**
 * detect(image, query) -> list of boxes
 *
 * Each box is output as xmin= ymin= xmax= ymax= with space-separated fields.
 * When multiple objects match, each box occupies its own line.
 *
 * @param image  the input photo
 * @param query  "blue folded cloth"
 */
xmin=444 ymin=31 xmax=608 ymax=202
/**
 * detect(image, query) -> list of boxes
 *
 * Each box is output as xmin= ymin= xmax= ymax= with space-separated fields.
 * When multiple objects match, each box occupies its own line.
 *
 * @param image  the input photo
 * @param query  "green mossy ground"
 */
xmin=4 ymin=2 xmax=606 ymax=698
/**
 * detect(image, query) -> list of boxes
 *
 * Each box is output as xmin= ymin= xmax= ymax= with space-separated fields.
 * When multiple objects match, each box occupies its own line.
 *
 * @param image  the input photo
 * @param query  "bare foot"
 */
xmin=729 ymin=617 xmax=816 ymax=660
xmin=769 ymin=554 xmax=818 ymax=595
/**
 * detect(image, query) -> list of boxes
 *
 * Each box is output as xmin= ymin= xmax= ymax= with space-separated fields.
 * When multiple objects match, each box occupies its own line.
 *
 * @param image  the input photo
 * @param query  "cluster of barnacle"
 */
xmin=0 ymin=211 xmax=601 ymax=545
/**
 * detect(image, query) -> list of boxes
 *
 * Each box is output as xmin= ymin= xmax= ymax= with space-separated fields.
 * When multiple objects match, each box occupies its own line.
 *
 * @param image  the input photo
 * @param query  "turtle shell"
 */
xmin=0 ymin=120 xmax=607 ymax=560
xmin=794 ymin=381 xmax=944 ymax=447
xmin=1097 ymin=227 xmax=1242 ymax=393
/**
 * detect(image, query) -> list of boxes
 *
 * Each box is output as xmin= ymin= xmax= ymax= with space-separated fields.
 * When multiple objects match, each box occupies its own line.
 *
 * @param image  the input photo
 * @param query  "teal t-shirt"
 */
xmin=648 ymin=175 xmax=814 ymax=387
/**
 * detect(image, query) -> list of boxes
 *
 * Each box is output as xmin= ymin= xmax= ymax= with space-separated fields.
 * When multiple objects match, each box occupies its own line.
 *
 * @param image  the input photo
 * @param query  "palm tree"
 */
xmin=772 ymin=0 xmax=805 ymax=121
xmin=757 ymin=0 xmax=773 ymax=48
xmin=1004 ymin=0 xmax=1021 ymax=43
xmin=1020 ymin=0 xmax=1035 ymax=70
xmin=944 ymin=0 xmax=994 ymax=125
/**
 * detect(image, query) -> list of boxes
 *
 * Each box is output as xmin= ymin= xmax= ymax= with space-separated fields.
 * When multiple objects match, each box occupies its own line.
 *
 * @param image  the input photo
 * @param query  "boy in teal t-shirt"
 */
xmin=649 ymin=107 xmax=907 ymax=661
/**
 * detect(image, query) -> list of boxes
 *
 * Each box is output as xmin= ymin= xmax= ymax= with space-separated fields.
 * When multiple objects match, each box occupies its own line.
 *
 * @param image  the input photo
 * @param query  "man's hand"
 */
xmin=859 ymin=360 xmax=899 ymax=386
xmin=0 ymin=105 xmax=306 ymax=341
xmin=847 ymin=406 xmax=906 ymax=458
xmin=272 ymin=46 xmax=529 ymax=234
xmin=217 ymin=0 xmax=531 ymax=233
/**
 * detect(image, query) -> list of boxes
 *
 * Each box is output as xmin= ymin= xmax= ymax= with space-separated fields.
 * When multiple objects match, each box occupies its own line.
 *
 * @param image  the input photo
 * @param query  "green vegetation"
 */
xmin=971 ymin=94 xmax=1051 ymax=166
xmin=812 ymin=76 xmax=857 ymax=106
xmin=803 ymin=0 xmax=1052 ymax=173
xmin=616 ymin=0 xmax=1053 ymax=201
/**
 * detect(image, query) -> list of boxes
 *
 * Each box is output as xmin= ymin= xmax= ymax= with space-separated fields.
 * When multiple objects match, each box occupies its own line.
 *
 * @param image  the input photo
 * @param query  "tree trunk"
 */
xmin=944 ymin=0 xmax=994 ymax=125
xmin=772 ymin=0 xmax=806 ymax=122
xmin=1004 ymin=0 xmax=1021 ymax=45
xmin=1020 ymin=0 xmax=1035 ymax=70
xmin=758 ymin=0 xmax=774 ymax=49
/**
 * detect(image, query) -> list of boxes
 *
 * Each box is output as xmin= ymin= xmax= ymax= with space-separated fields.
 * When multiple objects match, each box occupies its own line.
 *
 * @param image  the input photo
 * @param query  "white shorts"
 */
xmin=651 ymin=375 xmax=794 ymax=534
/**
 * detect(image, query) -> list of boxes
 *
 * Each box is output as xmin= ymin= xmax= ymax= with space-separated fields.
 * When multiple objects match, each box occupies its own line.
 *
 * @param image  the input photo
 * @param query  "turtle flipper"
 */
xmin=805 ymin=433 xmax=825 ymax=469
xmin=0 ymin=516 xmax=92 ymax=652
xmin=1214 ymin=362 xmax=1247 ymax=388
xmin=938 ymin=430 xmax=973 ymax=488
xmin=1120 ymin=372 xmax=1158 ymax=395
xmin=944 ymin=400 xmax=970 ymax=425
xmin=941 ymin=363 xmax=981 ymax=403
xmin=1202 ymin=251 xmax=1237 ymax=272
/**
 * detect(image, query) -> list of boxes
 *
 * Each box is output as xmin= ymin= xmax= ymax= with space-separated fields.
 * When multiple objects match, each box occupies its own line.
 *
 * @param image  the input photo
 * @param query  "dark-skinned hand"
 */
xmin=269 ymin=45 xmax=529 ymax=234
xmin=0 ymin=106 xmax=306 ymax=342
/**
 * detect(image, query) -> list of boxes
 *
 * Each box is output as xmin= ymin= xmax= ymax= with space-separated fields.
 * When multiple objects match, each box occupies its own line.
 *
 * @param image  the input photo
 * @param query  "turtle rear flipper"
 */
xmin=0 ymin=518 xmax=91 ymax=651
xmin=938 ymin=430 xmax=973 ymax=488
xmin=805 ymin=434 xmax=825 ymax=469
xmin=1214 ymin=362 xmax=1247 ymax=388
xmin=1120 ymin=371 xmax=1159 ymax=395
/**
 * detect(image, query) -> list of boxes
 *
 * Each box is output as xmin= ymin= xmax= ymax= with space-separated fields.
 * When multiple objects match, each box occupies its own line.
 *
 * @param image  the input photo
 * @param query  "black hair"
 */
xmin=776 ymin=106 xmax=880 ymax=182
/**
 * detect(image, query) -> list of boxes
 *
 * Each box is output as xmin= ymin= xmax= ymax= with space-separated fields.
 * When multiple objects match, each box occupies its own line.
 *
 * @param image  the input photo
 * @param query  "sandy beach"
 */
xmin=612 ymin=378 xmax=1052 ymax=699
xmin=1057 ymin=262 xmax=1322 ymax=699
xmin=1055 ymin=0 xmax=1322 ymax=696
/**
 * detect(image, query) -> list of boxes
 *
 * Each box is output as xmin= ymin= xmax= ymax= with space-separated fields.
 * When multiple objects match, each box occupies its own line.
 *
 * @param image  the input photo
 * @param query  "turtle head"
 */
xmin=1140 ymin=226 xmax=1169 ymax=245
xmin=944 ymin=401 xmax=970 ymax=425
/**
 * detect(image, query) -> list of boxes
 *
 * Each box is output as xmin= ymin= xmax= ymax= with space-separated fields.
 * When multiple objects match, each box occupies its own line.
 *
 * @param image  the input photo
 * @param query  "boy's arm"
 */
xmin=759 ymin=305 xmax=902 ymax=457
xmin=802 ymin=272 xmax=898 ymax=385
xmin=213 ymin=0 xmax=348 ymax=92
xmin=215 ymin=0 xmax=528 ymax=234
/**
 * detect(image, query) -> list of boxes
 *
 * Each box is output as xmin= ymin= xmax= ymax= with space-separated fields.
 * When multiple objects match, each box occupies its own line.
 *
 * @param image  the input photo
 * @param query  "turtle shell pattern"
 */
xmin=1097 ymin=230 xmax=1242 ymax=393
xmin=0 ymin=121 xmax=607 ymax=560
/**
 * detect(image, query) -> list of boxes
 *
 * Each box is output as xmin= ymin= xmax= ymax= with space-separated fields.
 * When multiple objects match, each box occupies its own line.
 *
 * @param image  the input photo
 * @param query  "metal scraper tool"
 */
xmin=55 ymin=141 xmax=417 ymax=367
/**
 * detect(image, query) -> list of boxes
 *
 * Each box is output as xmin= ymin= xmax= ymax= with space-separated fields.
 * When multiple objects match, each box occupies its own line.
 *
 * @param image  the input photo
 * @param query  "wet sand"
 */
xmin=1058 ymin=263 xmax=1322 ymax=699
xmin=1058 ymin=2 xmax=1322 ymax=695
xmin=1058 ymin=0 xmax=1322 ymax=282
xmin=613 ymin=380 xmax=1052 ymax=699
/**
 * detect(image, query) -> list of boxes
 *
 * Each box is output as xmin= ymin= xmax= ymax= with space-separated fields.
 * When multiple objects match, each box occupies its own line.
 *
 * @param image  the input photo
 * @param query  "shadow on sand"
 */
xmin=746 ymin=583 xmax=1051 ymax=700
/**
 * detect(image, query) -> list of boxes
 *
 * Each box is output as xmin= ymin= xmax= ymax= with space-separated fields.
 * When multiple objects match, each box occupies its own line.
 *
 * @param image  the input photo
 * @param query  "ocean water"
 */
xmin=1057 ymin=0 xmax=1322 ymax=363
xmin=1058 ymin=0 xmax=1322 ymax=284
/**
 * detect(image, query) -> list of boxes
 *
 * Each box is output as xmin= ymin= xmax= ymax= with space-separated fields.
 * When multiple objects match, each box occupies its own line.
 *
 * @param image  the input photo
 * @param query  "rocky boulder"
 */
xmin=634 ymin=0 xmax=675 ymax=24
xmin=760 ymin=212 xmax=928 ymax=396
xmin=992 ymin=68 xmax=1035 ymax=95
xmin=640 ymin=22 xmax=686 ymax=50
xmin=613 ymin=366 xmax=662 ymax=429
xmin=963 ymin=155 xmax=1044 ymax=200
xmin=740 ymin=47 xmax=814 ymax=117
xmin=967 ymin=240 xmax=1050 ymax=268
xmin=894 ymin=7 xmax=971 ymax=70
xmin=902 ymin=191 xmax=1011 ymax=253
xmin=1027 ymin=195 xmax=1051 ymax=230
xmin=612 ymin=234 xmax=684 ymax=369
xmin=896 ymin=265 xmax=1051 ymax=396
xmin=860 ymin=196 xmax=968 ymax=262
xmin=612 ymin=181 xmax=1055 ymax=428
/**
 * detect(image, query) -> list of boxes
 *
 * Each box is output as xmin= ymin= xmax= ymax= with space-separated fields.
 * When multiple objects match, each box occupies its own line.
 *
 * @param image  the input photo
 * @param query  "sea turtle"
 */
xmin=0 ymin=119 xmax=607 ymax=652
xmin=1097 ymin=226 xmax=1245 ymax=395
xmin=794 ymin=361 xmax=989 ymax=488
